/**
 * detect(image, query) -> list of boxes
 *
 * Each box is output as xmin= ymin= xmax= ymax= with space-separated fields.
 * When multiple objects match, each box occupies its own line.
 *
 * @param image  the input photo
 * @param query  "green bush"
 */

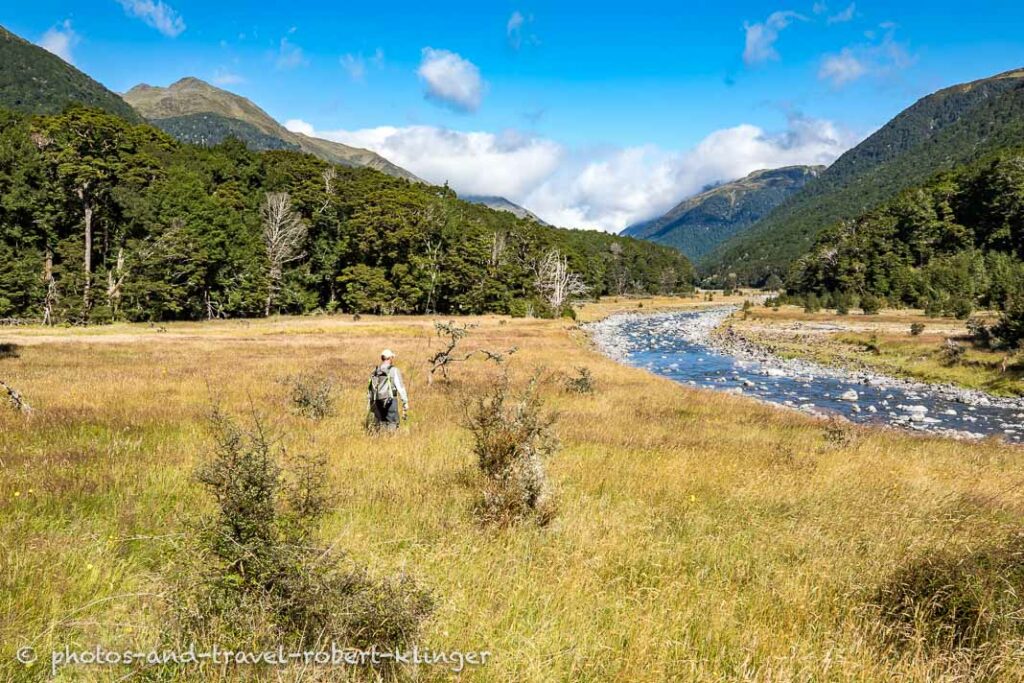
xmin=464 ymin=374 xmax=558 ymax=526
xmin=860 ymin=293 xmax=883 ymax=315
xmin=182 ymin=405 xmax=433 ymax=654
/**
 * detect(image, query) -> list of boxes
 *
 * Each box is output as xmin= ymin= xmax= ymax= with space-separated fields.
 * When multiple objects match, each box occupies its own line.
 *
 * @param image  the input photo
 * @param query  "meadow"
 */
xmin=2 ymin=296 xmax=1024 ymax=681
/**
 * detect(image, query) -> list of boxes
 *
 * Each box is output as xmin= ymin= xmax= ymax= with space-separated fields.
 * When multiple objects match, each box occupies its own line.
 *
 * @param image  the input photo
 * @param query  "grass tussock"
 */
xmin=870 ymin=533 xmax=1024 ymax=674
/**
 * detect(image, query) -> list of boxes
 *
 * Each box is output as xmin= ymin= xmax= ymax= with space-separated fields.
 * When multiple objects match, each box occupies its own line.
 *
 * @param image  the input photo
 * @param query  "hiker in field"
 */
xmin=367 ymin=349 xmax=409 ymax=431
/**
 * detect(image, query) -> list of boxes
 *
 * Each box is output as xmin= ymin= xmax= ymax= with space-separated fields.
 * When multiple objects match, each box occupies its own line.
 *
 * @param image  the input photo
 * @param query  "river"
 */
xmin=588 ymin=307 xmax=1024 ymax=444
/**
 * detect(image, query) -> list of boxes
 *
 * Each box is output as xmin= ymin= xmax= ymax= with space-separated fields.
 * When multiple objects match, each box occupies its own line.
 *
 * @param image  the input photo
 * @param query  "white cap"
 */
xmin=381 ymin=349 xmax=395 ymax=359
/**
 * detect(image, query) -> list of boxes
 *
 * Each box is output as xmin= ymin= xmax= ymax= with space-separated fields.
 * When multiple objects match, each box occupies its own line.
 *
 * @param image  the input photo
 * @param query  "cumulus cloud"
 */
xmin=818 ymin=26 xmax=914 ymax=87
xmin=116 ymin=0 xmax=185 ymax=37
xmin=743 ymin=10 xmax=803 ymax=65
xmin=284 ymin=119 xmax=316 ymax=137
xmin=417 ymin=48 xmax=484 ymax=112
xmin=38 ymin=20 xmax=78 ymax=64
xmin=288 ymin=114 xmax=855 ymax=232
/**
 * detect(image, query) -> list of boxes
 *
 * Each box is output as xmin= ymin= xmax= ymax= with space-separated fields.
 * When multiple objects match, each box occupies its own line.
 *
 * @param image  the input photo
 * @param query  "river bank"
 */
xmin=588 ymin=307 xmax=1024 ymax=443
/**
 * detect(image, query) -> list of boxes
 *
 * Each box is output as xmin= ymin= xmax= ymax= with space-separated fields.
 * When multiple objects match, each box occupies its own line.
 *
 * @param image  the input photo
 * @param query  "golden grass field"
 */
xmin=725 ymin=304 xmax=1024 ymax=397
xmin=2 ymin=296 xmax=1024 ymax=681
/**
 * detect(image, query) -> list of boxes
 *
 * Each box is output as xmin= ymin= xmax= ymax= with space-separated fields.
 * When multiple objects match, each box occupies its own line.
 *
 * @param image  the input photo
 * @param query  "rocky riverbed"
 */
xmin=588 ymin=307 xmax=1024 ymax=443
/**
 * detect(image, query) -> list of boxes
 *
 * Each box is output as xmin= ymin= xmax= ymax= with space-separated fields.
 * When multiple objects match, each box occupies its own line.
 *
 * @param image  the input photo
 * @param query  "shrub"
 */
xmin=941 ymin=339 xmax=966 ymax=366
xmin=464 ymin=374 xmax=558 ymax=526
xmin=804 ymin=293 xmax=822 ymax=314
xmin=181 ymin=406 xmax=433 ymax=655
xmin=993 ymin=295 xmax=1024 ymax=349
xmin=286 ymin=373 xmax=336 ymax=420
xmin=951 ymin=297 xmax=975 ymax=320
xmin=966 ymin=317 xmax=993 ymax=348
xmin=860 ymin=293 xmax=883 ymax=315
xmin=822 ymin=416 xmax=854 ymax=449
xmin=871 ymin=535 xmax=1024 ymax=654
xmin=834 ymin=292 xmax=854 ymax=316
xmin=910 ymin=322 xmax=926 ymax=336
xmin=563 ymin=366 xmax=595 ymax=395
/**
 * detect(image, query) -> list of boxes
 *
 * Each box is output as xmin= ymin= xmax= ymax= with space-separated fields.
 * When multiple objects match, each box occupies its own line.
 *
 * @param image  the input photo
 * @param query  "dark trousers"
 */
xmin=370 ymin=398 xmax=400 ymax=430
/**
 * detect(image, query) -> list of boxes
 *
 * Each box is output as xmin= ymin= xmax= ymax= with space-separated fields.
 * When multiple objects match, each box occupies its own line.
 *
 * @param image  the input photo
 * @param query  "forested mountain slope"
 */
xmin=0 ymin=24 xmax=142 ymax=121
xmin=705 ymin=68 xmax=1024 ymax=284
xmin=622 ymin=166 xmax=822 ymax=261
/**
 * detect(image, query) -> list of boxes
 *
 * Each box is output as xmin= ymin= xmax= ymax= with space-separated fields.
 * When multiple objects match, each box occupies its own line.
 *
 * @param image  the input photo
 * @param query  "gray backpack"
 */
xmin=368 ymin=366 xmax=395 ymax=402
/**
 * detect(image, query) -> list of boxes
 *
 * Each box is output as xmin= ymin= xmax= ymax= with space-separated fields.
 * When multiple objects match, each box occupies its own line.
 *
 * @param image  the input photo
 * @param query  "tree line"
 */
xmin=0 ymin=106 xmax=694 ymax=324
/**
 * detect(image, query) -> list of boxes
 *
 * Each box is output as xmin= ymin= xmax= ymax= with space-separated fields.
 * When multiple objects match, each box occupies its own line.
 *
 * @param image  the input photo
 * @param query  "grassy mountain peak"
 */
xmin=123 ymin=77 xmax=421 ymax=182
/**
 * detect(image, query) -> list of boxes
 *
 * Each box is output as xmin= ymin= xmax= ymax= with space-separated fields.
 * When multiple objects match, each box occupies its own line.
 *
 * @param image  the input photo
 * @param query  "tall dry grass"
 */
xmin=1 ymin=301 xmax=1023 ymax=680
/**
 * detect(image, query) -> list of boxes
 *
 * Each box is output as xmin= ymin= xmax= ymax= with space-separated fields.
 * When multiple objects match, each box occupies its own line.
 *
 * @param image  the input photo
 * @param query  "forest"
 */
xmin=0 ymin=106 xmax=693 ymax=324
xmin=787 ymin=150 xmax=1024 ymax=343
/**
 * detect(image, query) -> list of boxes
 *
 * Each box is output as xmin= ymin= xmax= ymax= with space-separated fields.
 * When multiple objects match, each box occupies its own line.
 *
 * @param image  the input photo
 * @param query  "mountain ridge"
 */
xmin=123 ymin=77 xmax=420 ymax=182
xmin=0 ymin=24 xmax=142 ymax=121
xmin=622 ymin=165 xmax=823 ymax=261
xmin=703 ymin=67 xmax=1024 ymax=283
xmin=461 ymin=195 xmax=547 ymax=224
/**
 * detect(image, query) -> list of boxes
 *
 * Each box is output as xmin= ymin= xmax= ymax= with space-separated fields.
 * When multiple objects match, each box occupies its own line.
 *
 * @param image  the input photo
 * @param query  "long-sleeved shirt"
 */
xmin=368 ymin=363 xmax=408 ymax=407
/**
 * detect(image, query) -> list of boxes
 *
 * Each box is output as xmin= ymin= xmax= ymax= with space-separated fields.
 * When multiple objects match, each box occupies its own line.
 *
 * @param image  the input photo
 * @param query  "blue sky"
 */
xmin=4 ymin=1 xmax=1024 ymax=230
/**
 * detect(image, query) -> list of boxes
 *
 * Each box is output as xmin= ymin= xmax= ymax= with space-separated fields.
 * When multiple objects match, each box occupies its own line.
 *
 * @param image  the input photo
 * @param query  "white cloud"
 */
xmin=417 ymin=48 xmax=484 ymax=112
xmin=38 ymin=20 xmax=78 ymax=64
xmin=116 ymin=0 xmax=185 ymax=38
xmin=743 ymin=10 xmax=803 ymax=65
xmin=818 ymin=26 xmax=914 ymax=87
xmin=284 ymin=119 xmax=316 ymax=137
xmin=290 ymin=114 xmax=855 ymax=232
xmin=507 ymin=11 xmax=537 ymax=50
xmin=339 ymin=49 xmax=382 ymax=82
xmin=212 ymin=68 xmax=244 ymax=85
xmin=507 ymin=11 xmax=525 ymax=45
xmin=818 ymin=49 xmax=866 ymax=85
xmin=340 ymin=54 xmax=365 ymax=82
xmin=812 ymin=2 xmax=828 ymax=14
xmin=827 ymin=3 xmax=856 ymax=24
xmin=275 ymin=37 xmax=307 ymax=70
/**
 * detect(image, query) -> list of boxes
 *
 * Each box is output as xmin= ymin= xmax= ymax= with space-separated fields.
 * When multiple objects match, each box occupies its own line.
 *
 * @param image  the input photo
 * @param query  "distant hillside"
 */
xmin=462 ymin=195 xmax=547 ymax=224
xmin=622 ymin=165 xmax=822 ymax=261
xmin=0 ymin=24 xmax=142 ymax=121
xmin=704 ymin=68 xmax=1024 ymax=284
xmin=123 ymin=78 xmax=420 ymax=182
xmin=152 ymin=113 xmax=299 ymax=151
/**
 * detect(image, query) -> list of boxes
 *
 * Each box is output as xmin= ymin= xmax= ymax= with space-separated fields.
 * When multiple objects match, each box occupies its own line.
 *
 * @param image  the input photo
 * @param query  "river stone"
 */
xmin=840 ymin=390 xmax=859 ymax=402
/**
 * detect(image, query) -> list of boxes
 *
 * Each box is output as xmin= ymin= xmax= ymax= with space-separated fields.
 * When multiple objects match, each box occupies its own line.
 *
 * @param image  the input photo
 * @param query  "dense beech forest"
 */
xmin=788 ymin=150 xmax=1024 ymax=343
xmin=0 ymin=106 xmax=693 ymax=323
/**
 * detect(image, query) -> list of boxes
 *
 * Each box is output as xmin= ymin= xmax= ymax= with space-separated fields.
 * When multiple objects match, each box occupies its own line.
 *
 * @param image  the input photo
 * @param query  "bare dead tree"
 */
xmin=427 ymin=320 xmax=517 ymax=383
xmin=261 ymin=192 xmax=308 ymax=317
xmin=1 ymin=380 xmax=32 ymax=414
xmin=534 ymin=248 xmax=588 ymax=317
xmin=317 ymin=166 xmax=337 ymax=214
xmin=42 ymin=247 xmax=57 ymax=326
